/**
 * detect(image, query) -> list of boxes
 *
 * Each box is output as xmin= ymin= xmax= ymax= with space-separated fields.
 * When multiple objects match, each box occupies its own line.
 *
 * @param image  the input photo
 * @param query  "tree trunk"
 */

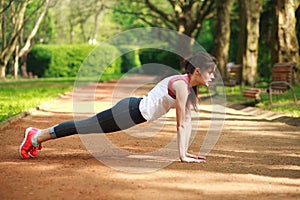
xmin=0 ymin=63 xmax=5 ymax=79
xmin=212 ymin=0 xmax=234 ymax=77
xmin=237 ymin=0 xmax=262 ymax=86
xmin=17 ymin=0 xmax=50 ymax=78
xmin=69 ymin=23 xmax=74 ymax=44
xmin=12 ymin=45 xmax=19 ymax=79
xmin=80 ymin=22 xmax=87 ymax=42
xmin=0 ymin=1 xmax=28 ymax=79
xmin=20 ymin=54 xmax=28 ymax=78
xmin=272 ymin=0 xmax=299 ymax=84
xmin=92 ymin=2 xmax=104 ymax=43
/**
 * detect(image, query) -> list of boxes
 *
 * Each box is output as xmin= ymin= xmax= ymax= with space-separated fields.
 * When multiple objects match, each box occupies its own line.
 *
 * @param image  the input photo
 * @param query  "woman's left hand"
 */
xmin=186 ymin=152 xmax=206 ymax=160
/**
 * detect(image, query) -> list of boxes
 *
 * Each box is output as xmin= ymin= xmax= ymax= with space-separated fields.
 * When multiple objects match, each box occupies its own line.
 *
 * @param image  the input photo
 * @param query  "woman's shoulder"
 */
xmin=168 ymin=74 xmax=189 ymax=85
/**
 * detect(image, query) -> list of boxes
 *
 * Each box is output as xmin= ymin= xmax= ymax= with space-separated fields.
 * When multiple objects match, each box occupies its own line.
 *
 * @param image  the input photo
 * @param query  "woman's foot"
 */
xmin=19 ymin=127 xmax=42 ymax=159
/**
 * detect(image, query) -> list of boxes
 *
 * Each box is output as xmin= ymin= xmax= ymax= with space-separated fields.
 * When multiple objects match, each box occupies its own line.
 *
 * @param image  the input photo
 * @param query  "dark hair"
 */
xmin=184 ymin=52 xmax=217 ymax=74
xmin=183 ymin=52 xmax=217 ymax=111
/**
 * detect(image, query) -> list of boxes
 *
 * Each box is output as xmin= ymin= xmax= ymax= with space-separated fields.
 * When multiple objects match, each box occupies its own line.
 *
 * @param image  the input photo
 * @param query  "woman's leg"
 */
xmin=19 ymin=97 xmax=146 ymax=159
xmin=50 ymin=97 xmax=145 ymax=138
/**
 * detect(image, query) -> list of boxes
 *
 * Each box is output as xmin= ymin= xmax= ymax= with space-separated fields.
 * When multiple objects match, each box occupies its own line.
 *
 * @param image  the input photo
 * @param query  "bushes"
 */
xmin=27 ymin=44 xmax=181 ymax=78
xmin=27 ymin=44 xmax=122 ymax=77
xmin=139 ymin=48 xmax=181 ymax=74
xmin=119 ymin=46 xmax=141 ymax=73
xmin=26 ymin=46 xmax=52 ymax=77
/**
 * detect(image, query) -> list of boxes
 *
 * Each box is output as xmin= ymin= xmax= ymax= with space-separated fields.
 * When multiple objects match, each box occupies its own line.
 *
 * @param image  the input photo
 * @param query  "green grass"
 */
xmin=220 ymin=85 xmax=300 ymax=118
xmin=0 ymin=74 xmax=122 ymax=123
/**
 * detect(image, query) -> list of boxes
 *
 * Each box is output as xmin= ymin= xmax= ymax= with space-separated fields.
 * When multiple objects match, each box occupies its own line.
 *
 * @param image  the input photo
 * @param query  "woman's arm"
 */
xmin=184 ymin=104 xmax=207 ymax=161
xmin=172 ymin=80 xmax=205 ymax=163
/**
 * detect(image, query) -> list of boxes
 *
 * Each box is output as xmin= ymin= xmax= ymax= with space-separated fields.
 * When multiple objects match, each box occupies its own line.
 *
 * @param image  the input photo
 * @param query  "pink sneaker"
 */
xmin=19 ymin=127 xmax=41 ymax=159
xmin=29 ymin=144 xmax=42 ymax=158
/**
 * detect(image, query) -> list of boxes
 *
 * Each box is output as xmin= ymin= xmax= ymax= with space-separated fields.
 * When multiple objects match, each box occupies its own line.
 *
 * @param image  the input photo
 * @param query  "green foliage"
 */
xmin=112 ymin=0 xmax=148 ymax=29
xmin=227 ymin=1 xmax=240 ymax=63
xmin=139 ymin=48 xmax=181 ymax=74
xmin=257 ymin=0 xmax=274 ymax=80
xmin=78 ymin=44 xmax=122 ymax=76
xmin=112 ymin=0 xmax=174 ymax=30
xmin=197 ymin=19 xmax=215 ymax=53
xmin=119 ymin=46 xmax=142 ymax=73
xmin=27 ymin=44 xmax=185 ymax=78
xmin=23 ymin=1 xmax=54 ymax=44
xmin=27 ymin=46 xmax=52 ymax=77
xmin=27 ymin=44 xmax=122 ymax=77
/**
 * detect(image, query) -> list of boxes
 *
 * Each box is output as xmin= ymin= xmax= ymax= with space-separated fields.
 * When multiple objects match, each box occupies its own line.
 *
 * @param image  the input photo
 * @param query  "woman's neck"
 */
xmin=188 ymin=74 xmax=198 ymax=87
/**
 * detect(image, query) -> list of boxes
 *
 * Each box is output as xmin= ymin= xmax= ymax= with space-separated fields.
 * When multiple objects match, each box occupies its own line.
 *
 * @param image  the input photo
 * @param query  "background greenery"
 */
xmin=27 ymin=44 xmax=122 ymax=77
xmin=27 ymin=45 xmax=184 ymax=77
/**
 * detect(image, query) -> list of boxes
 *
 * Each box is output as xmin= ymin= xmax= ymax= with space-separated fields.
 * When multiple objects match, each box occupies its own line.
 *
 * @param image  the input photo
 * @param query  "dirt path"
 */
xmin=0 ymin=76 xmax=299 ymax=200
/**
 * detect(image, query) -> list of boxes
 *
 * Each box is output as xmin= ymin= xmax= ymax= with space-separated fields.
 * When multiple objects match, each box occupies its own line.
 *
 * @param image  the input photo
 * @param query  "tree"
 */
xmin=236 ymin=0 xmax=262 ymax=86
xmin=257 ymin=0 xmax=274 ymax=80
xmin=51 ymin=0 xmax=106 ymax=44
xmin=0 ymin=0 xmax=51 ymax=79
xmin=0 ymin=0 xmax=28 ymax=79
xmin=17 ymin=0 xmax=51 ymax=78
xmin=271 ymin=0 xmax=299 ymax=83
xmin=212 ymin=0 xmax=234 ymax=77
xmin=91 ymin=0 xmax=105 ymax=43
xmin=112 ymin=0 xmax=215 ymax=58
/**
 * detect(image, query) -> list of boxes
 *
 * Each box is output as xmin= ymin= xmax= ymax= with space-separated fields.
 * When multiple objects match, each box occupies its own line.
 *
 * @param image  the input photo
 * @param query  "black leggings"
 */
xmin=50 ymin=97 xmax=146 ymax=138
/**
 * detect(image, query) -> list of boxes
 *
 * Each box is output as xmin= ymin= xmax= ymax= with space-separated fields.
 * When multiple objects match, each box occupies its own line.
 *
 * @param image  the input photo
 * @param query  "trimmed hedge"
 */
xmin=139 ymin=48 xmax=181 ymax=74
xmin=119 ymin=46 xmax=142 ymax=73
xmin=27 ymin=44 xmax=182 ymax=78
xmin=27 ymin=44 xmax=122 ymax=77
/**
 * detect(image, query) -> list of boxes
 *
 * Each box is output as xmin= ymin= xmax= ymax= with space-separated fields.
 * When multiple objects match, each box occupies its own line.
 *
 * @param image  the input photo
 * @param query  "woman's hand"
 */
xmin=180 ymin=155 xmax=206 ymax=163
xmin=186 ymin=152 xmax=206 ymax=160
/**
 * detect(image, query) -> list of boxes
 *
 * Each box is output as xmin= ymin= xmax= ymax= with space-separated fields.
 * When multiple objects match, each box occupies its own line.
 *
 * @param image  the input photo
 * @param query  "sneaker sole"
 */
xmin=28 ymin=151 xmax=36 ymax=158
xmin=18 ymin=127 xmax=32 ymax=159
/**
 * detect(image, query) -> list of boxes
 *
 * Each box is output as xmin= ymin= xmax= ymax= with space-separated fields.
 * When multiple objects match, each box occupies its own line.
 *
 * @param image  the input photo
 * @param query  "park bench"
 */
xmin=242 ymin=62 xmax=298 ymax=105
xmin=208 ymin=64 xmax=242 ymax=97
xmin=211 ymin=64 xmax=242 ymax=94
xmin=224 ymin=64 xmax=242 ymax=91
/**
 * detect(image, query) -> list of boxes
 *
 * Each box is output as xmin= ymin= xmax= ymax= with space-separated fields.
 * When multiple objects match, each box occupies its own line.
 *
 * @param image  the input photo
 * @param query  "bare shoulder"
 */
xmin=172 ymin=79 xmax=188 ymax=92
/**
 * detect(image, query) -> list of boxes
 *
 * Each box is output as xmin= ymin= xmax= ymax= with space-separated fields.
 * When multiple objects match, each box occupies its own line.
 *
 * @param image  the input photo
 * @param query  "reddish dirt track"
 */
xmin=0 ymin=75 xmax=299 ymax=200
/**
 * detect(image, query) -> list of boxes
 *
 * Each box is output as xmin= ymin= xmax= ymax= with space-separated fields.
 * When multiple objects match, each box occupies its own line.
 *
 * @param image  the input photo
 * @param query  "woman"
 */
xmin=19 ymin=52 xmax=216 ymax=163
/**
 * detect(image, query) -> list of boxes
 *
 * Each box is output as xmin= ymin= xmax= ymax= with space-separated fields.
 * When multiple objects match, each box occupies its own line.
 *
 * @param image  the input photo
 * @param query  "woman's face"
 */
xmin=195 ymin=68 xmax=215 ymax=87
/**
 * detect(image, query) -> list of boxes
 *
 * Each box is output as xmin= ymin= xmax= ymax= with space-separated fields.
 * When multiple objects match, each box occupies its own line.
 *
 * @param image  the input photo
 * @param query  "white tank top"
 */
xmin=139 ymin=74 xmax=190 ymax=122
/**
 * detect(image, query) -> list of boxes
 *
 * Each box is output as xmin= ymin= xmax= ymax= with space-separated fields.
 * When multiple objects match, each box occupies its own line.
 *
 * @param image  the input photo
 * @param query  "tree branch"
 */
xmin=144 ymin=0 xmax=177 ymax=26
xmin=112 ymin=5 xmax=175 ymax=29
xmin=19 ymin=0 xmax=50 ymax=57
xmin=22 ymin=0 xmax=46 ymax=29
xmin=192 ymin=0 xmax=215 ymax=37
xmin=166 ymin=0 xmax=176 ymax=8
xmin=138 ymin=16 xmax=157 ymax=27
xmin=0 ymin=0 xmax=13 ymax=14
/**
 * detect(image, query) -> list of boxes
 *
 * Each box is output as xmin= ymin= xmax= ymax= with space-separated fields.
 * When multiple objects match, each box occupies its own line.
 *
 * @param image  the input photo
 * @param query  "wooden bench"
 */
xmin=242 ymin=62 xmax=297 ymax=105
xmin=224 ymin=64 xmax=242 ymax=89
xmin=209 ymin=64 xmax=242 ymax=95
xmin=242 ymin=88 xmax=264 ymax=100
